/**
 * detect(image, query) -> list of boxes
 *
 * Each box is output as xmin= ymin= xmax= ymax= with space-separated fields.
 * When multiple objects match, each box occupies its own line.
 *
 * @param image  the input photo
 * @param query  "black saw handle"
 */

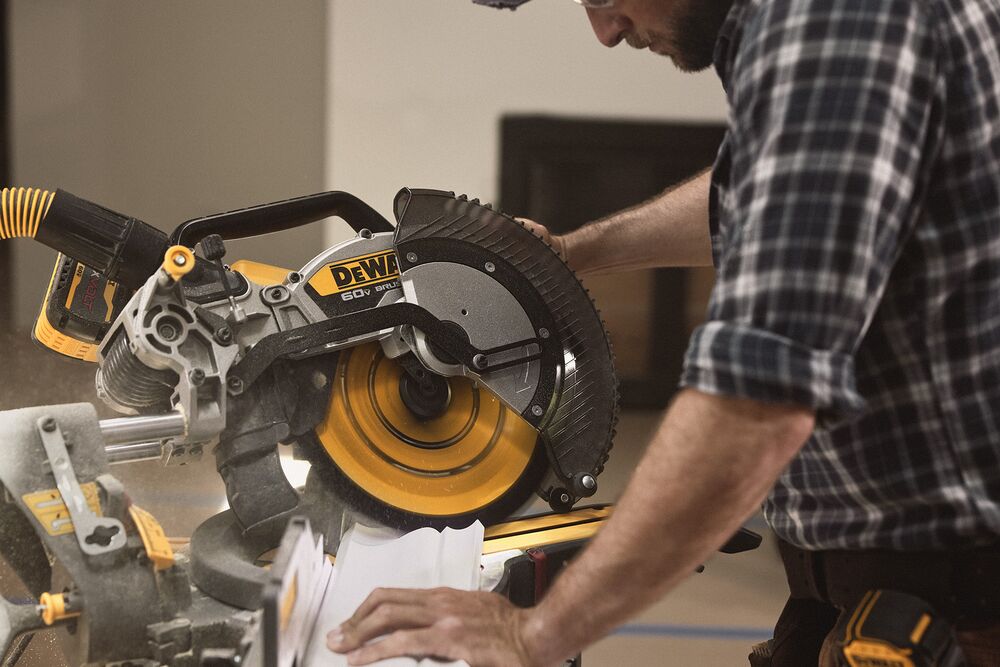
xmin=170 ymin=191 xmax=394 ymax=247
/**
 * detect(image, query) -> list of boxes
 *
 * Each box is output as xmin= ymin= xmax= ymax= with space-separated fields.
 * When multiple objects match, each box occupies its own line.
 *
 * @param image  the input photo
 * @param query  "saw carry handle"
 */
xmin=170 ymin=190 xmax=394 ymax=248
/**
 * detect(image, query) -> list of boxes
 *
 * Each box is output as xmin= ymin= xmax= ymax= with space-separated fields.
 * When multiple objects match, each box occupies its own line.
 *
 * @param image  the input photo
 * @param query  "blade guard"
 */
xmin=392 ymin=189 xmax=619 ymax=501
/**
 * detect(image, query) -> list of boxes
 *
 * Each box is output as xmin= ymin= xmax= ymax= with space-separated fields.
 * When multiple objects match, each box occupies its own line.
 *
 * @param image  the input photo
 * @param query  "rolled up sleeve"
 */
xmin=681 ymin=0 xmax=941 ymax=422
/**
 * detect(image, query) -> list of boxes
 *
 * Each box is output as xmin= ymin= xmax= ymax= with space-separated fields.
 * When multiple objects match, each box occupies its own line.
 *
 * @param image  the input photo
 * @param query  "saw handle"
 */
xmin=170 ymin=190 xmax=393 ymax=248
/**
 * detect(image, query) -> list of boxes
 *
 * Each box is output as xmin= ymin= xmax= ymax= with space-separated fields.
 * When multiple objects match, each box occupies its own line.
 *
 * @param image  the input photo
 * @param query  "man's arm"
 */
xmin=329 ymin=389 xmax=814 ymax=666
xmin=526 ymin=168 xmax=714 ymax=275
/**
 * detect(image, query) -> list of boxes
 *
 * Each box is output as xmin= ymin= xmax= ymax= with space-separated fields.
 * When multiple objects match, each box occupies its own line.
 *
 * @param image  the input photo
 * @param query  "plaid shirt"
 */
xmin=680 ymin=0 xmax=1000 ymax=550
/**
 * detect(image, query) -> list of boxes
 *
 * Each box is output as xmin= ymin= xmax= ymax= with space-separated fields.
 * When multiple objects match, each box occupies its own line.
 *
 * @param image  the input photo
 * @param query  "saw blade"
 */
xmin=309 ymin=342 xmax=547 ymax=529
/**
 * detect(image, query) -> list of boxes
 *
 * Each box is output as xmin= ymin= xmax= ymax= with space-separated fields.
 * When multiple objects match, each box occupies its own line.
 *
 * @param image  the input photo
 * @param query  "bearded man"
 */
xmin=329 ymin=1 xmax=1000 ymax=664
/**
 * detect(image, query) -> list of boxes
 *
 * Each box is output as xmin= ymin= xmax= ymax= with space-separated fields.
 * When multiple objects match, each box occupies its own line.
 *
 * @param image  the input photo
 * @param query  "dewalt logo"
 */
xmin=308 ymin=250 xmax=400 ymax=297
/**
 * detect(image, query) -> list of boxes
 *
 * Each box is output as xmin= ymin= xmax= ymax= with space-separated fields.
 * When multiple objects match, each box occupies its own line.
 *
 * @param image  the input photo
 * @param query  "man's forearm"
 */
xmin=563 ymin=169 xmax=714 ymax=274
xmin=520 ymin=390 xmax=815 ymax=665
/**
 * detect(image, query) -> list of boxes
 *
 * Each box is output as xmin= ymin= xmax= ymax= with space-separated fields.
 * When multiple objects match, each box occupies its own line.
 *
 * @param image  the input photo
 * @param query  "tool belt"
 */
xmin=778 ymin=540 xmax=1000 ymax=626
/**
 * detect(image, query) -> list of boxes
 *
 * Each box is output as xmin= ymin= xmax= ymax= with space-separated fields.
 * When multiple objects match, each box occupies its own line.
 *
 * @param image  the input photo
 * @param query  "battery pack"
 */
xmin=32 ymin=254 xmax=132 ymax=362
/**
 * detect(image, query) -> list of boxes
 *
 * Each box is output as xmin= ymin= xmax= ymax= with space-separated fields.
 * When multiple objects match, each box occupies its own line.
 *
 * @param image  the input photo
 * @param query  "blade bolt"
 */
xmin=158 ymin=322 xmax=180 ymax=341
xmin=264 ymin=286 xmax=290 ymax=304
xmin=472 ymin=354 xmax=488 ymax=370
xmin=581 ymin=474 xmax=597 ymax=491
xmin=406 ymin=252 xmax=418 ymax=263
xmin=484 ymin=262 xmax=496 ymax=273
xmin=188 ymin=368 xmax=206 ymax=386
xmin=227 ymin=377 xmax=245 ymax=395
xmin=531 ymin=405 xmax=544 ymax=417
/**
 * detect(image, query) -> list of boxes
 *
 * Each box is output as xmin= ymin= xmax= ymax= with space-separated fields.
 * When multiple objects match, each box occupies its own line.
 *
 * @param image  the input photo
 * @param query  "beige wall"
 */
xmin=7 ymin=1 xmax=730 ymax=323
xmin=326 ymin=0 xmax=729 ymax=231
xmin=8 ymin=0 xmax=328 ymax=329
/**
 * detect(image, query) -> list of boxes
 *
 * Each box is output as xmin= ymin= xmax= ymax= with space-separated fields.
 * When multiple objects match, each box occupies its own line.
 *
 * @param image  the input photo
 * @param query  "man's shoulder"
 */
xmin=729 ymin=0 xmax=939 ymax=63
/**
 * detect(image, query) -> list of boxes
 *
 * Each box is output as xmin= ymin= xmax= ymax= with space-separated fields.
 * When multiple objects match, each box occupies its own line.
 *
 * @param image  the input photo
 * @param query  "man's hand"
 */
xmin=520 ymin=170 xmax=715 ymax=275
xmin=327 ymin=587 xmax=545 ymax=666
xmin=519 ymin=218 xmax=571 ymax=266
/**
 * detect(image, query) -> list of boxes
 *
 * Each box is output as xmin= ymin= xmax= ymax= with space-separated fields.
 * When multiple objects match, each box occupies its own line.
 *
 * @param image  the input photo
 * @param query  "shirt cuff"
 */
xmin=680 ymin=321 xmax=866 ymax=423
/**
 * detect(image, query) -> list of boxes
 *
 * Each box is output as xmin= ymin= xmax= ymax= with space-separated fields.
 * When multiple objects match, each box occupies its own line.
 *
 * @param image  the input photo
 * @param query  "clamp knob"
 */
xmin=163 ymin=245 xmax=195 ymax=282
xmin=37 ymin=591 xmax=82 ymax=626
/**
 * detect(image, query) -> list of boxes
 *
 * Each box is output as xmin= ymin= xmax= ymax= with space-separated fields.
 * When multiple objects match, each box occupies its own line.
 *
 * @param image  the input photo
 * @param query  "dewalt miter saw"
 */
xmin=4 ymin=185 xmax=618 ymax=530
xmin=0 ymin=186 xmax=759 ymax=665
xmin=0 ymin=185 xmax=624 ymax=663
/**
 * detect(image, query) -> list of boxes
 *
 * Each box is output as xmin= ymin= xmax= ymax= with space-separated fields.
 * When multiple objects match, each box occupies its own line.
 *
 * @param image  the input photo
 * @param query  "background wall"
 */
xmin=7 ymin=0 xmax=328 ymax=329
xmin=6 ymin=0 xmax=730 ymax=325
xmin=325 ymin=0 xmax=728 ymax=232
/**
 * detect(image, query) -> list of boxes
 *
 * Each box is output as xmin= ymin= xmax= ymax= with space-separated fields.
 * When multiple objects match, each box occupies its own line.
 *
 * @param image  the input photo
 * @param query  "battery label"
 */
xmin=65 ymin=262 xmax=117 ymax=323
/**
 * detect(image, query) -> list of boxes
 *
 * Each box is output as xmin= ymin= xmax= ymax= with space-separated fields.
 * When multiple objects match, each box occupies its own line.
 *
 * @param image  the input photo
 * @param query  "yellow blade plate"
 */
xmin=315 ymin=342 xmax=538 ymax=517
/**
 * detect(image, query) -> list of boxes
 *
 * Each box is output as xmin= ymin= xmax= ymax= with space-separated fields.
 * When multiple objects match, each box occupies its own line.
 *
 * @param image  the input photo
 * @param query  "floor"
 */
xmin=2 ymin=386 xmax=789 ymax=665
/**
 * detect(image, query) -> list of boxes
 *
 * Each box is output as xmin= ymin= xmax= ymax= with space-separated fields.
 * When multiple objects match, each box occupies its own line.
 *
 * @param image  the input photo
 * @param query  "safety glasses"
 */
xmin=473 ymin=0 xmax=615 ymax=9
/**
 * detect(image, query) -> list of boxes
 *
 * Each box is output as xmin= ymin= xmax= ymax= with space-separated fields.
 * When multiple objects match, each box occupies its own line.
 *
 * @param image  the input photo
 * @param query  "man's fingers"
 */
xmin=518 ymin=217 xmax=549 ymax=240
xmin=329 ymin=602 xmax=437 ymax=652
xmin=345 ymin=629 xmax=451 ymax=666
xmin=518 ymin=218 xmax=569 ymax=263
xmin=343 ymin=588 xmax=428 ymax=630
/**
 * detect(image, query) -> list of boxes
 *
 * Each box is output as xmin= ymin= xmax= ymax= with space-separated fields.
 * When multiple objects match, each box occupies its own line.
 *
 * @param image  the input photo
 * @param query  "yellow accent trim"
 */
xmin=128 ymin=504 xmax=175 ymax=572
xmin=102 ymin=280 xmax=117 ymax=323
xmin=483 ymin=517 xmax=606 ymax=554
xmin=230 ymin=259 xmax=293 ymax=286
xmin=485 ymin=507 xmax=610 ymax=540
xmin=857 ymin=590 xmax=882 ymax=635
xmin=843 ymin=640 xmax=914 ymax=667
xmin=23 ymin=483 xmax=102 ymax=536
xmin=38 ymin=592 xmax=80 ymax=626
xmin=33 ymin=301 xmax=99 ymax=362
xmin=843 ymin=591 xmax=915 ymax=667
xmin=316 ymin=343 xmax=537 ymax=517
xmin=280 ymin=573 xmax=298 ymax=631
xmin=1 ymin=188 xmax=8 ymax=238
xmin=163 ymin=245 xmax=195 ymax=282
xmin=909 ymin=613 xmax=932 ymax=646
xmin=16 ymin=187 xmax=24 ymax=237
xmin=844 ymin=590 xmax=875 ymax=644
xmin=27 ymin=188 xmax=40 ymax=238
xmin=65 ymin=262 xmax=85 ymax=308
xmin=0 ymin=187 xmax=54 ymax=239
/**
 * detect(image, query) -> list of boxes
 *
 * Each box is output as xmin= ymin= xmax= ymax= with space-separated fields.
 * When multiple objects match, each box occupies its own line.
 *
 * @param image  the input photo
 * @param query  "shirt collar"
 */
xmin=713 ymin=0 xmax=752 ymax=91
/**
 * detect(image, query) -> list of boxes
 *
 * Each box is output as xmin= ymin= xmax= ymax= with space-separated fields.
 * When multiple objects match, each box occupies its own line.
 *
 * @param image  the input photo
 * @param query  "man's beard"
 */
xmin=630 ymin=0 xmax=735 ymax=72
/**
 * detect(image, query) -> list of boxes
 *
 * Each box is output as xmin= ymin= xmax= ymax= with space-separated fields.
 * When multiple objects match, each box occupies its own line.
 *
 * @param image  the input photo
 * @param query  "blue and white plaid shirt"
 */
xmin=681 ymin=0 xmax=1000 ymax=550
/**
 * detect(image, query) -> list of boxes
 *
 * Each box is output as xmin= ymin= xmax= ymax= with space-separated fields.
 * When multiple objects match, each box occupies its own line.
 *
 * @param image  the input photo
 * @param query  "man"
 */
xmin=329 ymin=0 xmax=1000 ymax=664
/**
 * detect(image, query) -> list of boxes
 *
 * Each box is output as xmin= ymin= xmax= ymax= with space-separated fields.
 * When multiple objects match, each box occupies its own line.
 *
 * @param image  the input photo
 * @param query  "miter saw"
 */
xmin=0 ymin=186 xmax=758 ymax=665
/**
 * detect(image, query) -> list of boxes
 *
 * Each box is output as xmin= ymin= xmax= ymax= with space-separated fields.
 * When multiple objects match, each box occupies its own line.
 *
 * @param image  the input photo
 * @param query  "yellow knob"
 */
xmin=163 ymin=245 xmax=195 ymax=282
xmin=38 ymin=591 xmax=80 ymax=626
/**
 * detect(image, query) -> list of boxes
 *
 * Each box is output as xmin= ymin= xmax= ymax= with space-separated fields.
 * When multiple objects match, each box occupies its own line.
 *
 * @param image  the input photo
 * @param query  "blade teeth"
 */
xmin=395 ymin=190 xmax=622 ymax=492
